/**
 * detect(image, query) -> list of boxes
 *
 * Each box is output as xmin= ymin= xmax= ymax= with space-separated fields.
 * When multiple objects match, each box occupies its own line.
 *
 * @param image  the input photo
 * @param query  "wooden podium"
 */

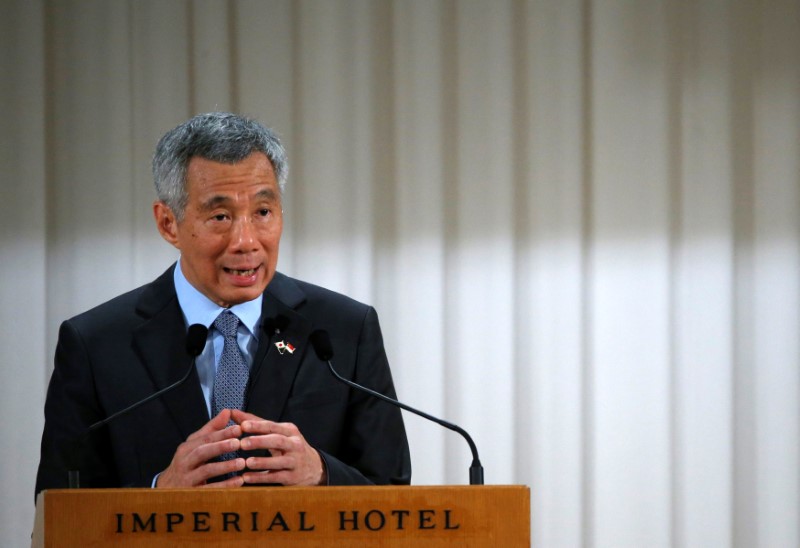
xmin=32 ymin=485 xmax=529 ymax=546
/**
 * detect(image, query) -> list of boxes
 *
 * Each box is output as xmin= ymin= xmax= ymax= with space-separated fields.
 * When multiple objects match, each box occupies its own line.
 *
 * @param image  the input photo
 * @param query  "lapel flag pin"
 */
xmin=275 ymin=340 xmax=296 ymax=355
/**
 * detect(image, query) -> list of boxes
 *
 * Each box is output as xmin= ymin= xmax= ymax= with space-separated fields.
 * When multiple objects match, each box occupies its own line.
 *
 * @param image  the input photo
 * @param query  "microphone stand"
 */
xmin=309 ymin=329 xmax=484 ymax=485
xmin=325 ymin=360 xmax=485 ymax=485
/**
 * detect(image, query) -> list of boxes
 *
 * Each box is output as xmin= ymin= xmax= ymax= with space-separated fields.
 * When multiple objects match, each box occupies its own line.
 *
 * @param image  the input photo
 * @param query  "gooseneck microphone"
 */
xmin=67 ymin=324 xmax=209 ymax=488
xmin=309 ymin=329 xmax=484 ymax=485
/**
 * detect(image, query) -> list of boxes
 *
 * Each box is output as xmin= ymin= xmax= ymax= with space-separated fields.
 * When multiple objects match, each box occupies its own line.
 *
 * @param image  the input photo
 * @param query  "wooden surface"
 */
xmin=33 ymin=485 xmax=529 ymax=547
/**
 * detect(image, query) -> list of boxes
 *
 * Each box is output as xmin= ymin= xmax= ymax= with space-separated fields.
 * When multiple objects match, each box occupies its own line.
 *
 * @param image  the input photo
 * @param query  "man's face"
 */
xmin=154 ymin=152 xmax=283 ymax=308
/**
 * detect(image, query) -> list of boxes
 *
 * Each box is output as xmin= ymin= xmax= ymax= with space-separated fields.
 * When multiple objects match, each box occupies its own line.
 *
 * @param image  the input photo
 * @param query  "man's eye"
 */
xmin=213 ymin=214 xmax=228 ymax=222
xmin=258 ymin=209 xmax=271 ymax=217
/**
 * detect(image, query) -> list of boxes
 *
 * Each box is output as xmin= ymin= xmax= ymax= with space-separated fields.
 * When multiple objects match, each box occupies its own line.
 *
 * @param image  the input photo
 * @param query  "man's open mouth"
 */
xmin=225 ymin=267 xmax=258 ymax=276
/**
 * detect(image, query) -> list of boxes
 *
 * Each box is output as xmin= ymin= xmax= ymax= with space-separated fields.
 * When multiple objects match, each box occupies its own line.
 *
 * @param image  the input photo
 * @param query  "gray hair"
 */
xmin=152 ymin=112 xmax=288 ymax=219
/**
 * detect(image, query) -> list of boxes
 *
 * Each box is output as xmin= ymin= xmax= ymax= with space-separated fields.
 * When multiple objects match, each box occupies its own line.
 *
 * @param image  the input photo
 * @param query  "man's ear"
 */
xmin=153 ymin=201 xmax=180 ymax=248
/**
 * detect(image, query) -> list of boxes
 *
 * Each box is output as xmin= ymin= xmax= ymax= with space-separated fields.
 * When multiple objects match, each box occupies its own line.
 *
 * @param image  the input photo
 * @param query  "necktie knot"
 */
xmin=214 ymin=310 xmax=240 ymax=338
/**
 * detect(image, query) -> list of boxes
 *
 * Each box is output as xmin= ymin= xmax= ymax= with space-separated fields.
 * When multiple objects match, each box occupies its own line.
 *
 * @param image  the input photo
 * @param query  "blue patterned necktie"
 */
xmin=212 ymin=310 xmax=249 ymax=461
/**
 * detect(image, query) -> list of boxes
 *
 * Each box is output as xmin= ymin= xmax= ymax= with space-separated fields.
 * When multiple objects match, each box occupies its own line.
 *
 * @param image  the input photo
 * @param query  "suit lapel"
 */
xmin=131 ymin=268 xmax=311 ymax=429
xmin=246 ymin=273 xmax=312 ymax=421
xmin=133 ymin=266 xmax=209 ymax=439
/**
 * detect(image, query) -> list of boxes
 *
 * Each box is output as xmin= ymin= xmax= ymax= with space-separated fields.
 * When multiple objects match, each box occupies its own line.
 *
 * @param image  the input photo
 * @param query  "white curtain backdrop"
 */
xmin=2 ymin=1 xmax=798 ymax=546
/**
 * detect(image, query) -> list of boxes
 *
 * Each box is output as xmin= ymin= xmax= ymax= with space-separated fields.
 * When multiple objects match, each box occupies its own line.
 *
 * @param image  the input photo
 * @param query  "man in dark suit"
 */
xmin=35 ymin=112 xmax=411 ymax=495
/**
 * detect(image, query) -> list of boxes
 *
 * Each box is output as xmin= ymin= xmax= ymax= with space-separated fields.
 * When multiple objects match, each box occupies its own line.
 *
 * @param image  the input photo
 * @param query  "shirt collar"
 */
xmin=173 ymin=260 xmax=263 ymax=338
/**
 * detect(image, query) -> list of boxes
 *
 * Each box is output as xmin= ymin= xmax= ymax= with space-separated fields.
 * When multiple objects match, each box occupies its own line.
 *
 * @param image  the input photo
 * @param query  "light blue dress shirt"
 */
xmin=173 ymin=260 xmax=263 ymax=418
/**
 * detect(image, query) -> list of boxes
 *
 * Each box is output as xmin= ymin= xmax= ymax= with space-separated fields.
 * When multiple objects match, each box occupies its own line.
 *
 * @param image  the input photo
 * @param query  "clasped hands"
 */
xmin=156 ymin=409 xmax=326 ymax=488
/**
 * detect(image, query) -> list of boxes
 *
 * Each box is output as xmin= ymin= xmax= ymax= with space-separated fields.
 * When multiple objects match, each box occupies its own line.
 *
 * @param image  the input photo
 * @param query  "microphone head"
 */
xmin=275 ymin=315 xmax=290 ymax=332
xmin=185 ymin=324 xmax=209 ymax=357
xmin=309 ymin=330 xmax=334 ymax=361
xmin=262 ymin=314 xmax=290 ymax=335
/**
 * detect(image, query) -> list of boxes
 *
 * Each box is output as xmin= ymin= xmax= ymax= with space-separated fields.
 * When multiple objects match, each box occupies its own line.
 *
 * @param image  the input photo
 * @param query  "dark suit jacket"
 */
xmin=35 ymin=266 xmax=411 ymax=495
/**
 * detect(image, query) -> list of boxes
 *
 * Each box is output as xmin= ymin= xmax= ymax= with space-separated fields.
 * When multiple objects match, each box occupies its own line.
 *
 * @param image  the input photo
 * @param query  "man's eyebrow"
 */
xmin=199 ymin=195 xmax=231 ymax=211
xmin=198 ymin=189 xmax=279 ymax=211
xmin=255 ymin=188 xmax=279 ymax=202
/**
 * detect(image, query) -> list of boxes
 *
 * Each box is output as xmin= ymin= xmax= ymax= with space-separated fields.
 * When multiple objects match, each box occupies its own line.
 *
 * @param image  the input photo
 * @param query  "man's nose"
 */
xmin=230 ymin=217 xmax=259 ymax=251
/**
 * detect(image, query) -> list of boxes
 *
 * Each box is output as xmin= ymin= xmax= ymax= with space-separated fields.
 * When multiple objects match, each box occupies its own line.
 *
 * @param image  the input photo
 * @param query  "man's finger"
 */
xmin=240 ymin=420 xmax=299 ymax=437
xmin=187 ymin=437 xmax=242 ymax=465
xmin=198 ymin=458 xmax=247 ymax=482
xmin=230 ymin=409 xmax=261 ymax=424
xmin=240 ymin=433 xmax=292 ymax=452
xmin=200 ymin=474 xmax=245 ymax=488
xmin=242 ymin=470 xmax=278 ymax=484
xmin=246 ymin=451 xmax=296 ymax=467
xmin=187 ymin=409 xmax=235 ymax=441
xmin=184 ymin=425 xmax=242 ymax=451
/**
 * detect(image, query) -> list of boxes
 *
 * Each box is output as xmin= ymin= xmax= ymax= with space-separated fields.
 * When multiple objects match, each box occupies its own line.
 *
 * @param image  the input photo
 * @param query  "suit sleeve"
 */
xmin=35 ymin=321 xmax=119 ymax=496
xmin=320 ymin=307 xmax=411 ymax=486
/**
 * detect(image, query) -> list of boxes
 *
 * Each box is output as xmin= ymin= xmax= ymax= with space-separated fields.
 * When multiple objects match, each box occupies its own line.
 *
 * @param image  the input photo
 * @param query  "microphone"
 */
xmin=309 ymin=329 xmax=484 ymax=485
xmin=262 ymin=314 xmax=290 ymax=337
xmin=67 ymin=324 xmax=209 ymax=488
